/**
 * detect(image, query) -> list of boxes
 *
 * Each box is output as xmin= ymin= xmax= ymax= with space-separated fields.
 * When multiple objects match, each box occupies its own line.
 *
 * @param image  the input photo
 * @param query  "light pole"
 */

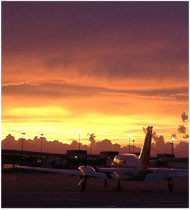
xmin=40 ymin=134 xmax=43 ymax=153
xmin=77 ymin=131 xmax=81 ymax=151
xmin=21 ymin=133 xmax=25 ymax=151
xmin=171 ymin=137 xmax=175 ymax=155
xmin=89 ymin=133 xmax=96 ymax=155
xmin=87 ymin=133 xmax=91 ymax=154
xmin=132 ymin=140 xmax=135 ymax=153
xmin=171 ymin=137 xmax=175 ymax=168
xmin=128 ymin=135 xmax=132 ymax=153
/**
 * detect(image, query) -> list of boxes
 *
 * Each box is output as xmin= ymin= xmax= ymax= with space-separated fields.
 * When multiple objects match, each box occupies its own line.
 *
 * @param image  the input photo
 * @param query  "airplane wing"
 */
xmin=97 ymin=167 xmax=188 ymax=180
xmin=17 ymin=166 xmax=82 ymax=176
xmin=145 ymin=168 xmax=189 ymax=180
xmin=17 ymin=166 xmax=118 ymax=179
xmin=96 ymin=167 xmax=138 ymax=173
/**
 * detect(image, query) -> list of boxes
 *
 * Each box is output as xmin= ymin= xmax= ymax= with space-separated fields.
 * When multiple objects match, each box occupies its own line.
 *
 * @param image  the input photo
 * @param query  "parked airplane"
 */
xmin=18 ymin=126 xmax=188 ymax=192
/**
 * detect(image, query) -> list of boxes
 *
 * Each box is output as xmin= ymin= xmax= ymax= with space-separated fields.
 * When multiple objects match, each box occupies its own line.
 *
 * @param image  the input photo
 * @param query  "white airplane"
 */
xmin=18 ymin=126 xmax=188 ymax=192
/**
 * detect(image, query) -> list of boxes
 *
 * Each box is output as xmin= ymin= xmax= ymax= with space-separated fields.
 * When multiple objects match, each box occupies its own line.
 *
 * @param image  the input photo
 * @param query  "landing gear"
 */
xmin=82 ymin=179 xmax=87 ymax=192
xmin=168 ymin=178 xmax=175 ymax=192
xmin=78 ymin=177 xmax=87 ymax=192
xmin=116 ymin=180 xmax=121 ymax=191
xmin=104 ymin=179 xmax=108 ymax=188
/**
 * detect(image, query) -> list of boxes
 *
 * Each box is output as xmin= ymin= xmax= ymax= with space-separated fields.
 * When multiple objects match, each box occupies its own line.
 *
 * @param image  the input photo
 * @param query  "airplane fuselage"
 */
xmin=112 ymin=154 xmax=141 ymax=168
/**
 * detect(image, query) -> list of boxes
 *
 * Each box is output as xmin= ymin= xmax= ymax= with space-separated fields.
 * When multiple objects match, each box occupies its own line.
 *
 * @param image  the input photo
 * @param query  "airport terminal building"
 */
xmin=2 ymin=149 xmax=188 ymax=171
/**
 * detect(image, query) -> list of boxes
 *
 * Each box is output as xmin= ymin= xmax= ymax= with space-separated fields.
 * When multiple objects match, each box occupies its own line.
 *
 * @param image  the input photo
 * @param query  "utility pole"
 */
xmin=128 ymin=135 xmax=132 ymax=153
xmin=77 ymin=131 xmax=81 ymax=151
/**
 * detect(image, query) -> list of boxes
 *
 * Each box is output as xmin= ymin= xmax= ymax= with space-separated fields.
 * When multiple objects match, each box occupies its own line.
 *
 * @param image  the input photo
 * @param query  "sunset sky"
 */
xmin=2 ymin=2 xmax=189 ymax=147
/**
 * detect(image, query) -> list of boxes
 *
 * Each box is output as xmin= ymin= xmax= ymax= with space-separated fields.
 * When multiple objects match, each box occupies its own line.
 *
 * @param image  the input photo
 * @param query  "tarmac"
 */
xmin=2 ymin=173 xmax=189 ymax=208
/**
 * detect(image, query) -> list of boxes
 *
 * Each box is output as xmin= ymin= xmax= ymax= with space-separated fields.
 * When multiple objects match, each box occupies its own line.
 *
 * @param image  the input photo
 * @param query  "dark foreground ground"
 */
xmin=2 ymin=173 xmax=189 ymax=208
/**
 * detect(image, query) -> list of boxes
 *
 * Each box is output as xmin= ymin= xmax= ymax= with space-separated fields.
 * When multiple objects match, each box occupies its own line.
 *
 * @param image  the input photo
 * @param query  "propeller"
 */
xmin=78 ymin=178 xmax=83 ymax=187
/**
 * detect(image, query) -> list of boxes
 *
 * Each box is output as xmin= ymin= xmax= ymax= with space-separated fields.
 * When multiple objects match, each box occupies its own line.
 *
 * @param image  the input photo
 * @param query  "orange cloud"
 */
xmin=2 ymin=2 xmax=188 ymax=148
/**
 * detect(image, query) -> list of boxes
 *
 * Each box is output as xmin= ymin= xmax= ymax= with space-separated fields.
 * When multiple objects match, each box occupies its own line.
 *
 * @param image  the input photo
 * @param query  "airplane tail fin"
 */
xmin=139 ymin=126 xmax=153 ymax=169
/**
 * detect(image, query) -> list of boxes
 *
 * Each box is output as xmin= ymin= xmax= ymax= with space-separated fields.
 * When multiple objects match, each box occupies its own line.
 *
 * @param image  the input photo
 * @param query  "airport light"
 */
xmin=132 ymin=139 xmax=135 ymax=153
xmin=77 ymin=131 xmax=81 ymax=151
xmin=128 ymin=134 xmax=132 ymax=153
xmin=40 ymin=134 xmax=43 ymax=153
xmin=21 ymin=133 xmax=25 ymax=151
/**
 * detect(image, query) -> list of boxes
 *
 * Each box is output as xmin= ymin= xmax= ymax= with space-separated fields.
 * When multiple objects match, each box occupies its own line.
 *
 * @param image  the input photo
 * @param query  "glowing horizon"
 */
xmin=2 ymin=2 xmax=189 ymax=148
